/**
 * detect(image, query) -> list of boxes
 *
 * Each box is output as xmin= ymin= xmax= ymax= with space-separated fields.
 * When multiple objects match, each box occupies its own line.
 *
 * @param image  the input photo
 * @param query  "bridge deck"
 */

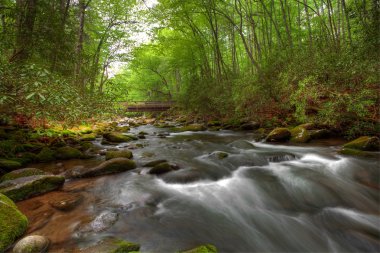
xmin=121 ymin=101 xmax=175 ymax=112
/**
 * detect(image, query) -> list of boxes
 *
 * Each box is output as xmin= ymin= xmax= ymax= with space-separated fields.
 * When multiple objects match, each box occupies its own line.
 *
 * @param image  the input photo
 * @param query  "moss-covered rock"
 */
xmin=265 ymin=128 xmax=291 ymax=142
xmin=103 ymin=132 xmax=136 ymax=143
xmin=64 ymin=158 xmax=136 ymax=178
xmin=105 ymin=150 xmax=133 ymax=160
xmin=148 ymin=162 xmax=179 ymax=175
xmin=214 ymin=151 xmax=228 ymax=159
xmin=174 ymin=124 xmax=206 ymax=132
xmin=0 ymin=168 xmax=47 ymax=183
xmin=180 ymin=244 xmax=217 ymax=253
xmin=0 ymin=175 xmax=65 ymax=201
xmin=80 ymin=133 xmax=97 ymax=141
xmin=12 ymin=235 xmax=50 ymax=253
xmin=143 ymin=159 xmax=167 ymax=167
xmin=36 ymin=147 xmax=56 ymax=162
xmin=290 ymin=126 xmax=311 ymax=143
xmin=0 ymin=193 xmax=28 ymax=252
xmin=78 ymin=237 xmax=140 ymax=253
xmin=297 ymin=123 xmax=316 ymax=130
xmin=0 ymin=159 xmax=22 ymax=171
xmin=115 ymin=126 xmax=130 ymax=132
xmin=338 ymin=148 xmax=379 ymax=158
xmin=309 ymin=129 xmax=331 ymax=139
xmin=343 ymin=136 xmax=380 ymax=151
xmin=56 ymin=146 xmax=83 ymax=160
xmin=207 ymin=121 xmax=222 ymax=127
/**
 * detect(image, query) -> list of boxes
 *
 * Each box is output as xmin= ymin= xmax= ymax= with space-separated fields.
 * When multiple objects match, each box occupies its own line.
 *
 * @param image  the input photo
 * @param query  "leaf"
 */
xmin=26 ymin=92 xmax=36 ymax=100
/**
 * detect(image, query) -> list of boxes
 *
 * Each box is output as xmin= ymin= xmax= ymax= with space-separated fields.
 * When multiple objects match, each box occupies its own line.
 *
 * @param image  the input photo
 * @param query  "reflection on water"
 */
xmin=17 ymin=126 xmax=380 ymax=252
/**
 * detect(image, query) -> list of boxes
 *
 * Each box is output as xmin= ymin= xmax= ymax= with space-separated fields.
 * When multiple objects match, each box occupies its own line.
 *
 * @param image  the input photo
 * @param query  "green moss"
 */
xmin=0 ymin=193 xmax=28 ymax=252
xmin=0 ymin=175 xmax=65 ymax=201
xmin=339 ymin=148 xmax=378 ymax=158
xmin=115 ymin=126 xmax=130 ymax=132
xmin=0 ymin=159 xmax=22 ymax=171
xmin=290 ymin=126 xmax=311 ymax=143
xmin=112 ymin=240 xmax=140 ymax=253
xmin=103 ymin=132 xmax=136 ymax=143
xmin=174 ymin=124 xmax=206 ymax=132
xmin=180 ymin=244 xmax=217 ymax=253
xmin=55 ymin=146 xmax=83 ymax=160
xmin=105 ymin=150 xmax=133 ymax=160
xmin=80 ymin=142 xmax=94 ymax=151
xmin=36 ymin=147 xmax=56 ymax=162
xmin=343 ymin=136 xmax=380 ymax=151
xmin=80 ymin=133 xmax=97 ymax=141
xmin=266 ymin=128 xmax=291 ymax=142
xmin=0 ymin=140 xmax=18 ymax=157
xmin=0 ymin=168 xmax=46 ymax=183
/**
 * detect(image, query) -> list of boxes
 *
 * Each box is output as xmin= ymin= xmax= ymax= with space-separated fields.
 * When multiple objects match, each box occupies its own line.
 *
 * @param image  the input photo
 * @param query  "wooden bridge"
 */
xmin=121 ymin=101 xmax=175 ymax=112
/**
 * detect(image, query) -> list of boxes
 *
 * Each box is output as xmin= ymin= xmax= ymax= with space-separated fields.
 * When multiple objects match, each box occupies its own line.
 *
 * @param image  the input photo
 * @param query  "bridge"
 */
xmin=121 ymin=101 xmax=175 ymax=112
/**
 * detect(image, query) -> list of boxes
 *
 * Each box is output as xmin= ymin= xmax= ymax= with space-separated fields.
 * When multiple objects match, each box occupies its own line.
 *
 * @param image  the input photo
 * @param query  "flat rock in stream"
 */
xmin=64 ymin=158 xmax=136 ymax=178
xmin=75 ymin=211 xmax=119 ymax=237
xmin=0 ymin=175 xmax=65 ymax=201
xmin=48 ymin=192 xmax=83 ymax=211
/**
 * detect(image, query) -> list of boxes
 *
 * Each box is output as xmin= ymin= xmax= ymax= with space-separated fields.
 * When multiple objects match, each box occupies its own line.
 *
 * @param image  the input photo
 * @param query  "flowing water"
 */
xmin=17 ymin=125 xmax=380 ymax=252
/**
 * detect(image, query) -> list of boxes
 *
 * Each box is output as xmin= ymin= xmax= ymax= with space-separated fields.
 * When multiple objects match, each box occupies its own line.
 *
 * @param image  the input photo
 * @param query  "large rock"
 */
xmin=181 ymin=244 xmax=217 ymax=253
xmin=103 ymin=132 xmax=137 ymax=143
xmin=0 ymin=193 xmax=28 ymax=252
xmin=143 ymin=159 xmax=167 ymax=167
xmin=174 ymin=124 xmax=206 ymax=132
xmin=12 ymin=235 xmax=50 ymax=253
xmin=148 ymin=162 xmax=180 ymax=175
xmin=64 ymin=158 xmax=136 ymax=178
xmin=343 ymin=136 xmax=380 ymax=151
xmin=0 ymin=159 xmax=22 ymax=171
xmin=290 ymin=126 xmax=311 ymax=143
xmin=80 ymin=133 xmax=97 ymax=141
xmin=309 ymin=129 xmax=331 ymax=139
xmin=105 ymin=150 xmax=133 ymax=160
xmin=78 ymin=237 xmax=140 ymax=253
xmin=265 ymin=128 xmax=291 ymax=142
xmin=338 ymin=148 xmax=379 ymax=158
xmin=0 ymin=175 xmax=65 ymax=201
xmin=36 ymin=147 xmax=56 ymax=162
xmin=55 ymin=146 xmax=83 ymax=160
xmin=0 ymin=168 xmax=47 ymax=183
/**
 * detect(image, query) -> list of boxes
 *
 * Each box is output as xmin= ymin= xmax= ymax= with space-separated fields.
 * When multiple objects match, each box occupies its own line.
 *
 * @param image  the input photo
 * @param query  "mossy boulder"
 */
xmin=80 ymin=133 xmax=97 ymax=141
xmin=103 ymin=132 xmax=137 ymax=143
xmin=115 ymin=126 xmax=130 ymax=132
xmin=343 ymin=136 xmax=380 ymax=151
xmin=64 ymin=158 xmax=136 ymax=178
xmin=0 ymin=175 xmax=65 ymax=201
xmin=78 ymin=237 xmax=140 ymax=253
xmin=290 ymin=126 xmax=311 ymax=143
xmin=309 ymin=129 xmax=331 ymax=139
xmin=181 ymin=244 xmax=217 ymax=253
xmin=0 ymin=193 xmax=28 ymax=252
xmin=265 ymin=128 xmax=291 ymax=142
xmin=0 ymin=168 xmax=47 ymax=183
xmin=143 ymin=159 xmax=167 ymax=167
xmin=0 ymin=159 xmax=22 ymax=171
xmin=174 ymin=124 xmax=206 ymax=132
xmin=55 ymin=146 xmax=83 ymax=160
xmin=105 ymin=150 xmax=133 ymax=160
xmin=148 ymin=162 xmax=179 ymax=175
xmin=12 ymin=235 xmax=50 ymax=253
xmin=338 ymin=148 xmax=379 ymax=158
xmin=36 ymin=147 xmax=56 ymax=162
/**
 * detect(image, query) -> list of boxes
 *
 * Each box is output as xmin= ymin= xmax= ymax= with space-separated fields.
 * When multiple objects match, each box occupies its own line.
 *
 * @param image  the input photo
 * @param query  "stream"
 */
xmin=17 ymin=125 xmax=380 ymax=252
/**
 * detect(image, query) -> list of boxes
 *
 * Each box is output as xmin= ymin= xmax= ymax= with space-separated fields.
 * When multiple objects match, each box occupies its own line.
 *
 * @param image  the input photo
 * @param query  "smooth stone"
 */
xmin=103 ymin=132 xmax=136 ymax=143
xmin=290 ymin=126 xmax=311 ymax=143
xmin=343 ymin=136 xmax=380 ymax=151
xmin=12 ymin=235 xmax=50 ymax=253
xmin=143 ymin=159 xmax=167 ymax=167
xmin=148 ymin=162 xmax=180 ymax=175
xmin=76 ymin=211 xmax=119 ymax=237
xmin=0 ymin=168 xmax=47 ymax=183
xmin=105 ymin=150 xmax=133 ymax=160
xmin=55 ymin=146 xmax=83 ymax=160
xmin=239 ymin=121 xmax=260 ymax=130
xmin=266 ymin=128 xmax=291 ymax=142
xmin=48 ymin=192 xmax=83 ymax=211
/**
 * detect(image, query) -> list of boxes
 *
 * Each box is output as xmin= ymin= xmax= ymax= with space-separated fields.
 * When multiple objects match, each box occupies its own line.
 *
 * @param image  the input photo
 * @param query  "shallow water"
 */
xmin=17 ymin=126 xmax=380 ymax=252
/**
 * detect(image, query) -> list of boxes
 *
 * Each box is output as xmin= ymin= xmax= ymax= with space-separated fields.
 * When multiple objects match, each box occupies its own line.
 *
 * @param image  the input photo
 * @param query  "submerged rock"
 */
xmin=0 ymin=175 xmax=65 ymax=201
xmin=105 ymin=150 xmax=133 ymax=160
xmin=180 ymin=244 xmax=218 ymax=253
xmin=0 ymin=168 xmax=47 ymax=183
xmin=148 ymin=162 xmax=180 ymax=175
xmin=343 ymin=136 xmax=380 ymax=151
xmin=266 ymin=128 xmax=291 ymax=142
xmin=103 ymin=132 xmax=136 ymax=143
xmin=64 ymin=158 xmax=136 ymax=178
xmin=48 ymin=192 xmax=83 ymax=211
xmin=12 ymin=235 xmax=50 ymax=253
xmin=0 ymin=193 xmax=28 ymax=252
xmin=76 ymin=211 xmax=119 ymax=236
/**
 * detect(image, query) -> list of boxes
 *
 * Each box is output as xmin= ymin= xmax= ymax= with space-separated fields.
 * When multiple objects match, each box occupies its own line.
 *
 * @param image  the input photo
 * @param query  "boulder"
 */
xmin=265 ymin=128 xmax=291 ymax=142
xmin=105 ymin=150 xmax=133 ymax=160
xmin=103 ymin=132 xmax=137 ymax=143
xmin=181 ymin=244 xmax=217 ymax=253
xmin=148 ymin=162 xmax=180 ymax=175
xmin=343 ymin=136 xmax=380 ymax=151
xmin=0 ymin=168 xmax=47 ymax=183
xmin=48 ymin=192 xmax=83 ymax=211
xmin=290 ymin=126 xmax=311 ymax=143
xmin=78 ymin=237 xmax=140 ymax=253
xmin=0 ymin=159 xmax=22 ymax=171
xmin=36 ymin=148 xmax=56 ymax=162
xmin=80 ymin=133 xmax=97 ymax=141
xmin=309 ymin=129 xmax=331 ymax=139
xmin=143 ymin=159 xmax=167 ymax=167
xmin=0 ymin=175 xmax=65 ymax=201
xmin=12 ymin=235 xmax=50 ymax=253
xmin=239 ymin=122 xmax=260 ymax=131
xmin=174 ymin=124 xmax=206 ymax=132
xmin=64 ymin=158 xmax=136 ymax=178
xmin=0 ymin=193 xmax=28 ymax=252
xmin=338 ymin=148 xmax=379 ymax=158
xmin=55 ymin=147 xmax=83 ymax=160
xmin=211 ymin=151 xmax=229 ymax=159
xmin=115 ymin=126 xmax=130 ymax=132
